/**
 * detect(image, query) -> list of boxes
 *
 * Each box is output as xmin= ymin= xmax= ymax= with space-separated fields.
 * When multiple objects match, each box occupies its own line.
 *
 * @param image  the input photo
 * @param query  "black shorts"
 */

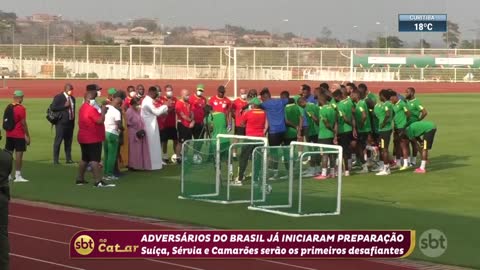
xmin=177 ymin=123 xmax=192 ymax=143
xmin=395 ymin=128 xmax=406 ymax=138
xmin=378 ymin=130 xmax=392 ymax=149
xmin=422 ymin=129 xmax=436 ymax=150
xmin=300 ymin=127 xmax=307 ymax=137
xmin=5 ymin=137 xmax=26 ymax=152
xmin=307 ymin=135 xmax=319 ymax=143
xmin=371 ymin=132 xmax=379 ymax=145
xmin=192 ymin=123 xmax=204 ymax=139
xmin=80 ymin=142 xmax=102 ymax=163
xmin=357 ymin=132 xmax=369 ymax=146
xmin=268 ymin=132 xmax=285 ymax=146
xmin=284 ymin=137 xmax=296 ymax=146
xmin=234 ymin=126 xmax=246 ymax=136
xmin=337 ymin=132 xmax=353 ymax=155
xmin=160 ymin=127 xmax=177 ymax=142
xmin=318 ymin=138 xmax=334 ymax=145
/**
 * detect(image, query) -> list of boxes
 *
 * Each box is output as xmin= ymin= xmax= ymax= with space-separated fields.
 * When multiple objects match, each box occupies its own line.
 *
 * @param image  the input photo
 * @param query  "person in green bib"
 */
xmin=374 ymin=89 xmax=394 ymax=176
xmin=390 ymin=90 xmax=411 ymax=171
xmin=350 ymin=89 xmax=371 ymax=174
xmin=405 ymin=121 xmax=437 ymax=174
xmin=332 ymin=89 xmax=355 ymax=176
xmin=314 ymin=93 xmax=338 ymax=180
xmin=204 ymin=105 xmax=229 ymax=162
xmin=405 ymin=87 xmax=428 ymax=167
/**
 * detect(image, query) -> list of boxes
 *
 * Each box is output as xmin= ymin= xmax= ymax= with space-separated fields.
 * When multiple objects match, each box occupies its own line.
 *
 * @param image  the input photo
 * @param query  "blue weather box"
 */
xmin=398 ymin=14 xmax=447 ymax=32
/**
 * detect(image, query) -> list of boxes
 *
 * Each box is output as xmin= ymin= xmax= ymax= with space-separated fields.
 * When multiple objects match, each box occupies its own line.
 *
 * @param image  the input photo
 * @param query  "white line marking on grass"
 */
xmin=10 ymin=253 xmax=87 ymax=270
xmin=9 ymin=215 xmax=89 ymax=229
xmin=256 ymin=259 xmax=319 ymax=270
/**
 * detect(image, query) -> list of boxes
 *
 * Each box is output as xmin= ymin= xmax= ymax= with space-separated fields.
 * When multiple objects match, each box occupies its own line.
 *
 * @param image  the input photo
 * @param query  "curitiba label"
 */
xmin=353 ymin=55 xmax=480 ymax=68
xmin=70 ymin=230 xmax=416 ymax=259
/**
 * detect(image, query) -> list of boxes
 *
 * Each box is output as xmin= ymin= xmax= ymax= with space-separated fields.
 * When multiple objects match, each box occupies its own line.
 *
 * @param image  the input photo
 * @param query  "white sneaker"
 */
xmin=14 ymin=176 xmax=29 ymax=183
xmin=344 ymin=171 xmax=350 ymax=177
xmin=371 ymin=165 xmax=383 ymax=172
xmin=376 ymin=170 xmax=391 ymax=176
xmin=95 ymin=181 xmax=116 ymax=188
xmin=230 ymin=180 xmax=243 ymax=186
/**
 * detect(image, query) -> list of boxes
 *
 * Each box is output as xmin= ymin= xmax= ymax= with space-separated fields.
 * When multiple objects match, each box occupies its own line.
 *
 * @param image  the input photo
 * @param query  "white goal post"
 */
xmin=248 ymin=141 xmax=343 ymax=217
xmin=179 ymin=134 xmax=268 ymax=204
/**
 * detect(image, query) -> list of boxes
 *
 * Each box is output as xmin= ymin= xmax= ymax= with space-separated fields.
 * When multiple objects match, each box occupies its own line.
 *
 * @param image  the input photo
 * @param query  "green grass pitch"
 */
xmin=3 ymin=94 xmax=480 ymax=268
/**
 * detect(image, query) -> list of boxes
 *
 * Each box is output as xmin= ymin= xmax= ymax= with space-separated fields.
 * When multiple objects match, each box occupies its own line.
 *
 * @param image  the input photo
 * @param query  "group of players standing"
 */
xmin=156 ymin=81 xmax=437 ymax=183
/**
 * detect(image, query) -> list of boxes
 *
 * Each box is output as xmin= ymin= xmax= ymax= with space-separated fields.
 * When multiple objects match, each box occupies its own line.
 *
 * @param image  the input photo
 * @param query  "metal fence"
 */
xmin=1 ymin=44 xmax=480 ymax=83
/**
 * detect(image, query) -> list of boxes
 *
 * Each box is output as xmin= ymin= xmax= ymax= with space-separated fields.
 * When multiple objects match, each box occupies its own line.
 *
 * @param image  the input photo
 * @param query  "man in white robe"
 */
xmin=141 ymin=86 xmax=169 ymax=170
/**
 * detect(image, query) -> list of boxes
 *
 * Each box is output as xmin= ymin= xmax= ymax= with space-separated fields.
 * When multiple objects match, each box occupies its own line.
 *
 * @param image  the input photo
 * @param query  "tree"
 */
xmin=283 ymin=32 xmax=297 ymax=40
xmin=320 ymin=27 xmax=332 ymax=40
xmin=377 ymin=36 xmax=404 ymax=48
xmin=460 ymin=40 xmax=474 ymax=49
xmin=419 ymin=39 xmax=431 ymax=48
xmin=80 ymin=31 xmax=97 ymax=45
xmin=442 ymin=21 xmax=460 ymax=48
xmin=346 ymin=39 xmax=363 ymax=48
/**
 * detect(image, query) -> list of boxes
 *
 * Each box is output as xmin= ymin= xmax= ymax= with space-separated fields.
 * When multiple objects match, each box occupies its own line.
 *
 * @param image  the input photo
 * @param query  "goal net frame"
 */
xmin=179 ymin=134 xmax=268 ymax=204
xmin=248 ymin=141 xmax=343 ymax=217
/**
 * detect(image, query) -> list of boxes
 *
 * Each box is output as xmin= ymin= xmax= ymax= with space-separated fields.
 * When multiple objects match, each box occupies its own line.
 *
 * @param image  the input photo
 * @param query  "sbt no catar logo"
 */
xmin=419 ymin=229 xmax=447 ymax=258
xmin=74 ymin=235 xmax=95 ymax=256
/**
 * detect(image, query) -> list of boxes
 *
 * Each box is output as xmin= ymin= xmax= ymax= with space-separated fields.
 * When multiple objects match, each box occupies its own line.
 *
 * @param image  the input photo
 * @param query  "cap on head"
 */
xmin=86 ymin=84 xmax=102 ymax=92
xmin=196 ymin=84 xmax=205 ymax=91
xmin=107 ymin=88 xmax=117 ymax=95
xmin=13 ymin=90 xmax=24 ymax=97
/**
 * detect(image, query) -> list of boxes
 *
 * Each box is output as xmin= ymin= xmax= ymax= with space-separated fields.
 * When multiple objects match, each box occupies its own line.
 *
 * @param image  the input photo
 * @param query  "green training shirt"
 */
xmin=406 ymin=121 xmax=436 ymax=139
xmin=305 ymin=103 xmax=319 ymax=136
xmin=337 ymin=97 xmax=354 ymax=133
xmin=392 ymin=99 xmax=409 ymax=129
xmin=284 ymin=103 xmax=302 ymax=139
xmin=407 ymin=98 xmax=425 ymax=125
xmin=355 ymin=99 xmax=372 ymax=133
xmin=206 ymin=112 xmax=228 ymax=140
xmin=318 ymin=105 xmax=336 ymax=139
xmin=374 ymin=101 xmax=393 ymax=132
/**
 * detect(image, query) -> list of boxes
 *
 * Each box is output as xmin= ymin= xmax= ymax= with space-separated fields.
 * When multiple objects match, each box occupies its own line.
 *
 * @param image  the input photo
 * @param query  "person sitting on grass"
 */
xmin=405 ymin=121 xmax=437 ymax=174
xmin=235 ymin=98 xmax=268 ymax=186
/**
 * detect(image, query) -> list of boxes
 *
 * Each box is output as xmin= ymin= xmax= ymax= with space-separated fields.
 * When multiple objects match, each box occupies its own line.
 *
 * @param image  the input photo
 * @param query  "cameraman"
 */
xmin=0 ymin=147 xmax=13 ymax=270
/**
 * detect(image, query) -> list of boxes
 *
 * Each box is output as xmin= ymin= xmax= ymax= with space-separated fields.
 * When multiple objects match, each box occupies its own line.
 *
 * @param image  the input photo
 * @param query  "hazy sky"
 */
xmin=3 ymin=0 xmax=480 ymax=44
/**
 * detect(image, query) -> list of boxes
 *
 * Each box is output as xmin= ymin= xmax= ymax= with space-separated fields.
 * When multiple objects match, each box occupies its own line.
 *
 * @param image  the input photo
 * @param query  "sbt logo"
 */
xmin=419 ymin=229 xmax=447 ymax=258
xmin=74 ymin=235 xmax=95 ymax=256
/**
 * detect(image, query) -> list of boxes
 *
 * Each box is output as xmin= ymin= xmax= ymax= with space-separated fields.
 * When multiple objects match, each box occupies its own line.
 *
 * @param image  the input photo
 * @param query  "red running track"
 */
xmin=0 ymin=79 xmax=479 ymax=99
xmin=8 ymin=201 xmax=418 ymax=270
